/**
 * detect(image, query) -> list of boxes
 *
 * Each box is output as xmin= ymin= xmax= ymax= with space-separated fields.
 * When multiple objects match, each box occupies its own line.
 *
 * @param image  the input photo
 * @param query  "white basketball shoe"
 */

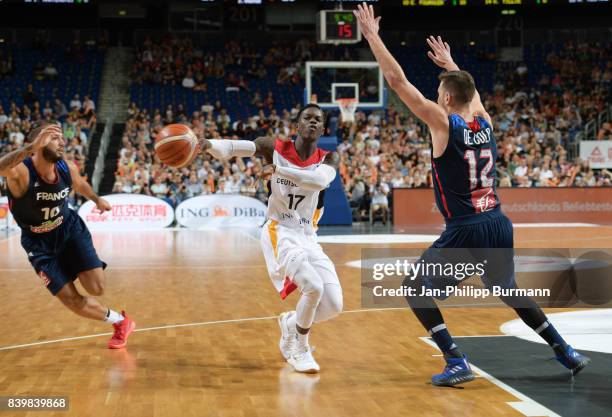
xmin=278 ymin=311 xmax=297 ymax=360
xmin=288 ymin=345 xmax=320 ymax=374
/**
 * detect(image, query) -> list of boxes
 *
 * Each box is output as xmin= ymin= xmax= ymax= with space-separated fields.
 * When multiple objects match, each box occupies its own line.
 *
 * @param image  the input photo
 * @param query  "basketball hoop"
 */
xmin=336 ymin=98 xmax=358 ymax=124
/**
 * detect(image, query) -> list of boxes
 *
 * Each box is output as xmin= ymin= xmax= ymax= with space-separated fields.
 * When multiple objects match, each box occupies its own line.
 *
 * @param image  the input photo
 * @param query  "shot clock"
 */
xmin=317 ymin=10 xmax=361 ymax=44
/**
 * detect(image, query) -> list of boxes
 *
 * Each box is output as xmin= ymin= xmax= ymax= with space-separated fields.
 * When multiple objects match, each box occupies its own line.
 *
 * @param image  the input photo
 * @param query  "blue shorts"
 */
xmin=21 ymin=211 xmax=106 ymax=295
xmin=418 ymin=208 xmax=516 ymax=300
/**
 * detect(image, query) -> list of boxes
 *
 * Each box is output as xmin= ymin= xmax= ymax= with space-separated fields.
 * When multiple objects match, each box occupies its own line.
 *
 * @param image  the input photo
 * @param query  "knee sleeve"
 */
xmin=294 ymin=262 xmax=324 ymax=298
xmin=310 ymin=259 xmax=343 ymax=322
xmin=314 ymin=284 xmax=343 ymax=323
xmin=293 ymin=262 xmax=325 ymax=330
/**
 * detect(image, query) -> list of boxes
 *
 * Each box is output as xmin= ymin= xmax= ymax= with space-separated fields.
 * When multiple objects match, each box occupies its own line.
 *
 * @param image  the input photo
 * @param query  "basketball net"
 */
xmin=336 ymin=98 xmax=358 ymax=124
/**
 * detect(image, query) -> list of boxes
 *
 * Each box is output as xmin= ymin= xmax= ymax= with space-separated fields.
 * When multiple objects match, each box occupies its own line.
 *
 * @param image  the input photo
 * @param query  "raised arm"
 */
xmin=0 ymin=124 xmax=55 ymax=178
xmin=0 ymin=143 xmax=35 ymax=180
xmin=0 ymin=125 xmax=58 ymax=197
xmin=354 ymin=4 xmax=448 ymax=134
xmin=426 ymin=35 xmax=492 ymax=127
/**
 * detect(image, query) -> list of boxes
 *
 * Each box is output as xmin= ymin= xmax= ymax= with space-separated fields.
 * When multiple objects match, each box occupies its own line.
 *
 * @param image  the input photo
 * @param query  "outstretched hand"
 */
xmin=95 ymin=197 xmax=112 ymax=213
xmin=353 ymin=2 xmax=381 ymax=40
xmin=260 ymin=164 xmax=276 ymax=180
xmin=426 ymin=36 xmax=458 ymax=71
xmin=199 ymin=137 xmax=212 ymax=153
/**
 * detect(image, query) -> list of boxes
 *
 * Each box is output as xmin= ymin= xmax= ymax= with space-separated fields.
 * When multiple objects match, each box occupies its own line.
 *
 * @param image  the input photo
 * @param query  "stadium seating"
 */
xmin=0 ymin=44 xmax=103 ymax=112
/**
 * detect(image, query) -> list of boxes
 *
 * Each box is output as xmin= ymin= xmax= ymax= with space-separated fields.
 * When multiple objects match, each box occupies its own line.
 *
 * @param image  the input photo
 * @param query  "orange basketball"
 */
xmin=154 ymin=124 xmax=200 ymax=168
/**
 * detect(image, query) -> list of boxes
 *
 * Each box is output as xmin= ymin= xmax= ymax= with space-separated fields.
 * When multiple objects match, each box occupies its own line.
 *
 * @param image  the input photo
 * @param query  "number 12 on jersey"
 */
xmin=464 ymin=149 xmax=494 ymax=190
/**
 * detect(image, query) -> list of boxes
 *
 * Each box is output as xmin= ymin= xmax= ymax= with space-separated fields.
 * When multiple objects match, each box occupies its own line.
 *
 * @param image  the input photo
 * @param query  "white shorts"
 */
xmin=260 ymin=219 xmax=335 ymax=299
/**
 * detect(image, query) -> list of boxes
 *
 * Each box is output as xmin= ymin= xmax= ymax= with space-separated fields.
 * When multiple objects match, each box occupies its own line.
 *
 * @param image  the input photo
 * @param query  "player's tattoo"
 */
xmin=0 ymin=143 xmax=35 ymax=173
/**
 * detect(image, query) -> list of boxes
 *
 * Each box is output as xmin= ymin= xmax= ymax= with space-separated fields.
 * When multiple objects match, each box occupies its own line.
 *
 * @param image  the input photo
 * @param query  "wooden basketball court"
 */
xmin=0 ymin=225 xmax=610 ymax=417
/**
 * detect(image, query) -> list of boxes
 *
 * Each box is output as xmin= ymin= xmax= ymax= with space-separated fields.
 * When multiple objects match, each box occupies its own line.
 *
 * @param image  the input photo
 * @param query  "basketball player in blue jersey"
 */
xmin=0 ymin=122 xmax=135 ymax=349
xmin=355 ymin=3 xmax=589 ymax=386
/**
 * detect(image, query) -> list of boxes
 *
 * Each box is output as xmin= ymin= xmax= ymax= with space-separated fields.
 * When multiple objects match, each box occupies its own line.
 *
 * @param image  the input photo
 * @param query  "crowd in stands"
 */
xmin=0 ymin=94 xmax=97 ymax=200
xmin=484 ymin=41 xmax=612 ymax=188
xmin=114 ymin=38 xmax=612 ymax=220
xmin=0 ymin=34 xmax=105 ymax=200
xmin=2 ymin=36 xmax=610 ymax=222
xmin=131 ymin=36 xmax=354 ymax=89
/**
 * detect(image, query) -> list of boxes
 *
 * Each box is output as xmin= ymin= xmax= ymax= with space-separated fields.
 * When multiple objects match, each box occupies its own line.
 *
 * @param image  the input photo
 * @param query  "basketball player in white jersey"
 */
xmin=200 ymin=104 xmax=343 ymax=373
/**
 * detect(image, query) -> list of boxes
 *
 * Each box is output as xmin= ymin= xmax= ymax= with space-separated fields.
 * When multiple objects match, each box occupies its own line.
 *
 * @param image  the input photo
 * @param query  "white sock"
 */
xmin=296 ymin=331 xmax=309 ymax=348
xmin=105 ymin=309 xmax=124 ymax=324
xmin=286 ymin=312 xmax=297 ymax=335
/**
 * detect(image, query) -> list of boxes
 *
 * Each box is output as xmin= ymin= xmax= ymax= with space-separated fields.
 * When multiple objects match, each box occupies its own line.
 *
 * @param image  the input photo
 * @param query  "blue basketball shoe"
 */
xmin=431 ymin=354 xmax=475 ymax=387
xmin=555 ymin=345 xmax=590 ymax=376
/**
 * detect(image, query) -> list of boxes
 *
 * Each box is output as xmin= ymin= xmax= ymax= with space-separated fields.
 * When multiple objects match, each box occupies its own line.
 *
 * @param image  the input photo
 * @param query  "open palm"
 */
xmin=426 ymin=36 xmax=458 ymax=71
xmin=353 ymin=3 xmax=381 ymax=39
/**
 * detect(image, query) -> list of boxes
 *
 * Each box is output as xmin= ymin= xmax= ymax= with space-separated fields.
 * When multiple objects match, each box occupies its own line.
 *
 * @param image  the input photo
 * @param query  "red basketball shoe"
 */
xmin=108 ymin=311 xmax=136 ymax=349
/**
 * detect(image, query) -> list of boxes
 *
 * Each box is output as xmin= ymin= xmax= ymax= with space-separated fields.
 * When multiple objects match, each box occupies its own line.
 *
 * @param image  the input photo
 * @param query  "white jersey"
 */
xmin=267 ymin=139 xmax=328 ymax=235
xmin=260 ymin=139 xmax=334 ymax=299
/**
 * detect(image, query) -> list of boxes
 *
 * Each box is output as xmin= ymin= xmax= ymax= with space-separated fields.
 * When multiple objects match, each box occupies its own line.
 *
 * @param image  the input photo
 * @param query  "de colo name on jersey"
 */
xmin=463 ymin=127 xmax=492 ymax=146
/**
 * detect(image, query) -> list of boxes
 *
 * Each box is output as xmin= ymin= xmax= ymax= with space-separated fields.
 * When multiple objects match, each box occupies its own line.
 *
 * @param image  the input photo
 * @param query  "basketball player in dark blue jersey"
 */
xmin=355 ymin=3 xmax=589 ymax=386
xmin=0 ymin=121 xmax=135 ymax=349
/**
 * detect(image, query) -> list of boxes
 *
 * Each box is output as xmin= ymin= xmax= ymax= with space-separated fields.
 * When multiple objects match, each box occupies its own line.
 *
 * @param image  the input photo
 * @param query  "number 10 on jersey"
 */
xmin=41 ymin=206 xmax=61 ymax=220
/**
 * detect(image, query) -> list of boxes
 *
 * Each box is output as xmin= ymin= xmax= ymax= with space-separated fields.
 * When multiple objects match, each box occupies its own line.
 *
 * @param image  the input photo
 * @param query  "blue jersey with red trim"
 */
xmin=7 ymin=157 xmax=73 ymax=234
xmin=431 ymin=115 xmax=500 ymax=220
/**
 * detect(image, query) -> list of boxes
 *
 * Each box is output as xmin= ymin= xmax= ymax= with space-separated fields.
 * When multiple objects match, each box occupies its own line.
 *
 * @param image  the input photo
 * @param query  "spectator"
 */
xmin=597 ymin=122 xmax=612 ymax=140
xmin=70 ymin=94 xmax=82 ymax=111
xmin=182 ymin=71 xmax=195 ymax=89
xmin=150 ymin=177 xmax=167 ymax=198
xmin=83 ymin=95 xmax=96 ymax=113
xmin=0 ymin=106 xmax=7 ymax=125
xmin=370 ymin=182 xmax=389 ymax=225
xmin=44 ymin=62 xmax=58 ymax=80
xmin=22 ymin=84 xmax=37 ymax=106
xmin=54 ymin=98 xmax=69 ymax=118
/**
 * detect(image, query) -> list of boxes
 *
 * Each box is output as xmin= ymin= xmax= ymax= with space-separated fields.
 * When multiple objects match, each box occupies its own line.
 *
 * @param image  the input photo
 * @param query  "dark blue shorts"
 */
xmin=21 ymin=212 xmax=106 ymax=295
xmin=418 ymin=208 xmax=516 ymax=300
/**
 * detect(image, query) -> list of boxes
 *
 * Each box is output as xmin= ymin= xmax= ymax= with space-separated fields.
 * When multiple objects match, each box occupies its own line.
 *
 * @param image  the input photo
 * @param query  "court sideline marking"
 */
xmin=1 ymin=308 xmax=409 ymax=351
xmin=0 ymin=265 xmax=269 ymax=272
xmin=0 ymin=306 xmax=597 ymax=351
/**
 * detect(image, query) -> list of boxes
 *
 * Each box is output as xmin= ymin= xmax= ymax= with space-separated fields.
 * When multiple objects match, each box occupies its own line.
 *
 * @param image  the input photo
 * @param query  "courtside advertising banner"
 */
xmin=78 ymin=194 xmax=174 ymax=230
xmin=0 ymin=196 xmax=18 ymax=231
xmin=175 ymin=195 xmax=267 ymax=229
xmin=393 ymin=188 xmax=612 ymax=226
xmin=580 ymin=140 xmax=612 ymax=169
